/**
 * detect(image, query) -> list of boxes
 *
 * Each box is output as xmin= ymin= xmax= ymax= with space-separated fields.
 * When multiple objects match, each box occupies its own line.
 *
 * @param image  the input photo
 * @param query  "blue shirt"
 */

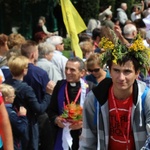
xmin=23 ymin=63 xmax=50 ymax=102
xmin=85 ymin=70 xmax=110 ymax=85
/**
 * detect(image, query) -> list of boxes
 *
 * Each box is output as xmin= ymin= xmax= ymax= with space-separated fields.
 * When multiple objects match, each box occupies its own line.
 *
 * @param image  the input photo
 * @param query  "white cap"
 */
xmin=46 ymin=36 xmax=63 ymax=46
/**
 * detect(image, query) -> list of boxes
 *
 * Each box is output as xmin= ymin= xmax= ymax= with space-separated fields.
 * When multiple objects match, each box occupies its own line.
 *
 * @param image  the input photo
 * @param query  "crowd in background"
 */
xmin=1 ymin=0 xmax=150 ymax=150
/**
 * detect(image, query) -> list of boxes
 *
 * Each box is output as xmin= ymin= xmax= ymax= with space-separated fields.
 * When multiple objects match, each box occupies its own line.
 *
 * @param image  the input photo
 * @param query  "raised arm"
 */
xmin=114 ymin=25 xmax=131 ymax=46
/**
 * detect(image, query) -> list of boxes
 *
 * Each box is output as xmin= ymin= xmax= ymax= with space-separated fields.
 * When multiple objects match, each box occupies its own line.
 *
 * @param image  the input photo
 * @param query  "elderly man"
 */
xmin=117 ymin=3 xmax=128 ymax=26
xmin=48 ymin=57 xmax=95 ymax=150
xmin=123 ymin=23 xmax=137 ymax=43
xmin=46 ymin=35 xmax=68 ymax=79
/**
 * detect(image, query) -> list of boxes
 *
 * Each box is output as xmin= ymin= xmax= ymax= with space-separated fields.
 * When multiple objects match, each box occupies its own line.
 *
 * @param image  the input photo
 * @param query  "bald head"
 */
xmin=123 ymin=24 xmax=137 ymax=39
xmin=121 ymin=3 xmax=127 ymax=10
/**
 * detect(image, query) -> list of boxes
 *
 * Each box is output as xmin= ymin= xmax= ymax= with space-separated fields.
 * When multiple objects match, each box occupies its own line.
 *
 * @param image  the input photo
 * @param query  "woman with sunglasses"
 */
xmin=85 ymin=53 xmax=110 ymax=85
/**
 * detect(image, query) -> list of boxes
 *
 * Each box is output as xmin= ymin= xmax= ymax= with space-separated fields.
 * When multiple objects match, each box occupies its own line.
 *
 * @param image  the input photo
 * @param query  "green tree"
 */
xmin=0 ymin=0 xmax=140 ymax=38
xmin=77 ymin=0 xmax=100 ymax=24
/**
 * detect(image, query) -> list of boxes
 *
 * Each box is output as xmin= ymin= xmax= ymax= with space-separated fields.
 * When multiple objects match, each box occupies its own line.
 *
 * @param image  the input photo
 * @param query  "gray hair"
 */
xmin=123 ymin=24 xmax=137 ymax=35
xmin=68 ymin=57 xmax=85 ymax=71
xmin=38 ymin=42 xmax=55 ymax=58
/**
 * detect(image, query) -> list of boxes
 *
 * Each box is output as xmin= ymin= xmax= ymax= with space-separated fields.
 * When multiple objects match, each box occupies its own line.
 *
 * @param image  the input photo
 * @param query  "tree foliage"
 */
xmin=77 ymin=0 xmax=100 ymax=24
xmin=0 ymin=0 xmax=139 ymax=38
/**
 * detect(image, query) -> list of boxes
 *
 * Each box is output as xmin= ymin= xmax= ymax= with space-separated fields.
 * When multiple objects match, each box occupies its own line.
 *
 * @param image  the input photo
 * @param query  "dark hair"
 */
xmin=134 ymin=19 xmax=146 ymax=28
xmin=92 ymin=28 xmax=101 ymax=40
xmin=92 ymin=26 xmax=115 ymax=43
xmin=68 ymin=57 xmax=85 ymax=71
xmin=131 ymin=5 xmax=137 ymax=12
xmin=78 ymin=33 xmax=92 ymax=43
xmin=107 ymin=54 xmax=140 ymax=73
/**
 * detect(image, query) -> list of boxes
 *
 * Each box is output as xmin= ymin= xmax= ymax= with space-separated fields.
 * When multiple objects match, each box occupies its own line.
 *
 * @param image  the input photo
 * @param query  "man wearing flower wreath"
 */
xmin=48 ymin=57 xmax=95 ymax=150
xmin=79 ymin=35 xmax=150 ymax=150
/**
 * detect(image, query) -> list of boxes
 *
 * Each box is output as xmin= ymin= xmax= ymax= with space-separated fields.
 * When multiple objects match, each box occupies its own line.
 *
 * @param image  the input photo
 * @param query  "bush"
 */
xmin=63 ymin=37 xmax=71 ymax=51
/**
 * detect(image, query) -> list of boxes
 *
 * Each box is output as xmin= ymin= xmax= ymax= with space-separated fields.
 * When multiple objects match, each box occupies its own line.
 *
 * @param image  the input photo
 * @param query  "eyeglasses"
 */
xmin=88 ymin=68 xmax=100 ymax=73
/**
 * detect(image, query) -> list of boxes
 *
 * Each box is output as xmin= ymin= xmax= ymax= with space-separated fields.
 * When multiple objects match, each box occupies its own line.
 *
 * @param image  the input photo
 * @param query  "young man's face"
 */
xmin=110 ymin=60 xmax=139 ymax=91
xmin=65 ymin=61 xmax=85 ymax=83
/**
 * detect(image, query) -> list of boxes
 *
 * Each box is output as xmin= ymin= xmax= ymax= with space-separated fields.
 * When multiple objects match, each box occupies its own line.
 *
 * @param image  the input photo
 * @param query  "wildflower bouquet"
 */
xmin=99 ymin=34 xmax=150 ymax=76
xmin=61 ymin=102 xmax=82 ymax=123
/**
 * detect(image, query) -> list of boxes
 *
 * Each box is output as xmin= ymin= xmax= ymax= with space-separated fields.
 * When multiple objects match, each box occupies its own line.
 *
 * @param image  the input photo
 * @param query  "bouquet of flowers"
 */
xmin=61 ymin=102 xmax=83 ymax=123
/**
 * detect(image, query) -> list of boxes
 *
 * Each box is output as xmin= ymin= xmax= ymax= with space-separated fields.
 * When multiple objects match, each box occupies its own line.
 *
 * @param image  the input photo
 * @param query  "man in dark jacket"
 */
xmin=48 ymin=57 xmax=95 ymax=150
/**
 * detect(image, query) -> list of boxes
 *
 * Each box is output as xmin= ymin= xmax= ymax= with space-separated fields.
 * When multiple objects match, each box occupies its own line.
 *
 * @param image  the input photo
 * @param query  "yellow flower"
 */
xmin=99 ymin=37 xmax=115 ymax=50
xmin=113 ymin=59 xmax=117 ymax=64
xmin=99 ymin=34 xmax=150 ymax=76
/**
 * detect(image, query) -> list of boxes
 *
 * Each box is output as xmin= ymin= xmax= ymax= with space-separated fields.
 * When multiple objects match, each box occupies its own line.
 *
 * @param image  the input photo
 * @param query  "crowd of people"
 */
xmin=1 ymin=1 xmax=150 ymax=150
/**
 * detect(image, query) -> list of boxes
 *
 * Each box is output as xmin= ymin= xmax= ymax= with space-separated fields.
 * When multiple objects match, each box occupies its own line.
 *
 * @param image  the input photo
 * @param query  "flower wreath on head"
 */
xmin=99 ymin=34 xmax=150 ymax=77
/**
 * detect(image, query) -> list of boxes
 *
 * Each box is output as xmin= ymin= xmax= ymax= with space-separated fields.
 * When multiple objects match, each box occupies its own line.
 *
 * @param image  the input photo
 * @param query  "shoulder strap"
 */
xmin=142 ymin=86 xmax=150 ymax=115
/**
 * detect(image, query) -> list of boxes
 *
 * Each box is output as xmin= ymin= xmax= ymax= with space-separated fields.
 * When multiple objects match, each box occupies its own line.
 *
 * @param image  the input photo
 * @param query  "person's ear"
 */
xmin=136 ymin=70 xmax=140 ymax=78
xmin=4 ymin=96 xmax=8 ymax=102
xmin=80 ymin=69 xmax=86 ymax=78
xmin=22 ymin=68 xmax=28 ymax=76
xmin=30 ymin=52 xmax=35 ymax=59
xmin=133 ymin=30 xmax=137 ymax=37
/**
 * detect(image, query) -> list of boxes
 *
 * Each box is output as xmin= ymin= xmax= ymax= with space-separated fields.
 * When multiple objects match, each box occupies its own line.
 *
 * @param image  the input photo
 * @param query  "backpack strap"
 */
xmin=142 ymin=86 xmax=150 ymax=115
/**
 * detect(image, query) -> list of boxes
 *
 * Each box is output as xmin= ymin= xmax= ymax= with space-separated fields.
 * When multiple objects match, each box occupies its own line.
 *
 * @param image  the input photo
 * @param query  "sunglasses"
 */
xmin=88 ymin=68 xmax=100 ymax=73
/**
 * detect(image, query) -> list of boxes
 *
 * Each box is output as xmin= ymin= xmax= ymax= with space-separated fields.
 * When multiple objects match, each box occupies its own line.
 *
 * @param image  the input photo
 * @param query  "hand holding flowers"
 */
xmin=61 ymin=102 xmax=83 ymax=122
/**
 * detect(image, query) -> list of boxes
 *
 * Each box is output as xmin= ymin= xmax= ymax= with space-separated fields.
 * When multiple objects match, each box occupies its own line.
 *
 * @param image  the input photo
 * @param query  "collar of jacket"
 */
xmin=92 ymin=78 xmax=138 ymax=105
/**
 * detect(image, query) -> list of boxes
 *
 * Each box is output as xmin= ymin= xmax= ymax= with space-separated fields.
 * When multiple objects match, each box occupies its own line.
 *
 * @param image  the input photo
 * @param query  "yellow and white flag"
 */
xmin=60 ymin=0 xmax=87 ymax=58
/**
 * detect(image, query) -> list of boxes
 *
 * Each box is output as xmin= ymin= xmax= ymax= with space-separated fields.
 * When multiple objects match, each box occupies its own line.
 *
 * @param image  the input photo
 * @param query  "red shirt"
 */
xmin=108 ymin=87 xmax=135 ymax=150
xmin=94 ymin=41 xmax=99 ymax=49
xmin=0 ymin=93 xmax=3 ymax=105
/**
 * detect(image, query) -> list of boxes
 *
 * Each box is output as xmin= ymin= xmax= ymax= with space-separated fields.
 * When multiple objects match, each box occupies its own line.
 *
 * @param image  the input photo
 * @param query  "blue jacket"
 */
xmin=85 ymin=70 xmax=110 ymax=85
xmin=5 ymin=78 xmax=51 ymax=150
xmin=23 ymin=63 xmax=50 ymax=102
xmin=5 ymin=104 xmax=28 ymax=150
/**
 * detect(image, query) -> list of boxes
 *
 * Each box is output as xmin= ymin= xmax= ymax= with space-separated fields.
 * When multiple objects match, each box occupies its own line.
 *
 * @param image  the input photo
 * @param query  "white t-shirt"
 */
xmin=131 ymin=12 xmax=141 ymax=21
